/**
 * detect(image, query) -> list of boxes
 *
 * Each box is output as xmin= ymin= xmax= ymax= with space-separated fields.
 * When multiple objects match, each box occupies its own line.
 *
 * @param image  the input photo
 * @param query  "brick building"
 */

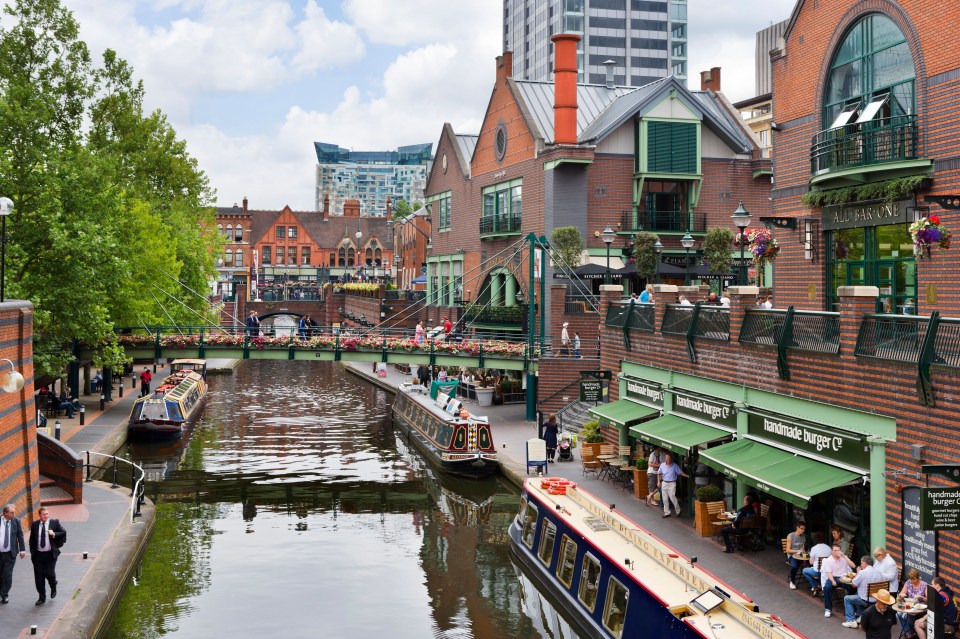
xmin=595 ymin=0 xmax=960 ymax=591
xmin=422 ymin=33 xmax=767 ymax=347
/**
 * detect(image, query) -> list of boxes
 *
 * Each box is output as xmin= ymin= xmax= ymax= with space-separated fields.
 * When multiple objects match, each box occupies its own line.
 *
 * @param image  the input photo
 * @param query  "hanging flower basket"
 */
xmin=733 ymin=228 xmax=780 ymax=286
xmin=908 ymin=215 xmax=952 ymax=257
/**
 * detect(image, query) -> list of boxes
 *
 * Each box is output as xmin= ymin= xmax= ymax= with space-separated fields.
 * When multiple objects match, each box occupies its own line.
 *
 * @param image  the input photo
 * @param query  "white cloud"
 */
xmin=292 ymin=1 xmax=365 ymax=73
xmin=343 ymin=0 xmax=498 ymax=47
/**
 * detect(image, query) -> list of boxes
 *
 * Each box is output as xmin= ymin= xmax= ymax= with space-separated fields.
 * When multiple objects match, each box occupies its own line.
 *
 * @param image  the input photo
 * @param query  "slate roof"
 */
xmin=511 ymin=79 xmax=638 ymax=142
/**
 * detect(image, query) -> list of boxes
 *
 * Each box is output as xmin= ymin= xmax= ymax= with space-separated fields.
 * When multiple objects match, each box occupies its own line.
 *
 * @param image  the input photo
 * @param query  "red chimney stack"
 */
xmin=699 ymin=67 xmax=721 ymax=92
xmin=551 ymin=33 xmax=581 ymax=145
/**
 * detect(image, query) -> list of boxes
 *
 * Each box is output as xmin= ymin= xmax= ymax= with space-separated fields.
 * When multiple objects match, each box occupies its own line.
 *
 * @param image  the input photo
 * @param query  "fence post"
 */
xmin=85 ymin=451 xmax=92 ymax=482
xmin=111 ymin=456 xmax=119 ymax=489
xmin=335 ymin=332 xmax=341 ymax=362
xmin=382 ymin=335 xmax=388 ymax=363
xmin=154 ymin=326 xmax=162 ymax=361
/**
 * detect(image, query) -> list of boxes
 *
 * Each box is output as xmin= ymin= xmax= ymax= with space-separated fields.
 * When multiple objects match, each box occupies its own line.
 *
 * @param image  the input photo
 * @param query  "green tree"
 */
xmin=631 ymin=232 xmax=660 ymax=282
xmin=703 ymin=227 xmax=735 ymax=289
xmin=550 ymin=226 xmax=584 ymax=270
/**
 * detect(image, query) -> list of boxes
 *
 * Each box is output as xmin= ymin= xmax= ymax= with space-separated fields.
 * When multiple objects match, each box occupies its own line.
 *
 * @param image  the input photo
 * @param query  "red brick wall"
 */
xmin=0 ymin=302 xmax=39 ymax=519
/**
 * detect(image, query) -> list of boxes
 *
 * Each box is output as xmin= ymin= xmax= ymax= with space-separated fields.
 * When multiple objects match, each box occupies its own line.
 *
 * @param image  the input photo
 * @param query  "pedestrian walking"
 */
xmin=139 ymin=367 xmax=153 ymax=397
xmin=29 ymin=506 xmax=65 ymax=606
xmin=573 ymin=332 xmax=581 ymax=358
xmin=297 ymin=315 xmax=307 ymax=341
xmin=560 ymin=322 xmax=570 ymax=355
xmin=656 ymin=452 xmax=687 ymax=517
xmin=245 ymin=310 xmax=260 ymax=336
xmin=0 ymin=504 xmax=25 ymax=604
xmin=543 ymin=413 xmax=559 ymax=462
xmin=415 ymin=321 xmax=424 ymax=345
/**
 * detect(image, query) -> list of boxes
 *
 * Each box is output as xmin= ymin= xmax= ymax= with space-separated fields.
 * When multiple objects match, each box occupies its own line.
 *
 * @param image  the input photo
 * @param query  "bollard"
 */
xmin=100 ymin=393 xmax=105 ymax=411
xmin=54 ymin=421 xmax=61 ymax=440
xmin=153 ymin=360 xmax=157 ymax=374
xmin=30 ymin=625 xmax=37 ymax=635
xmin=119 ymin=381 xmax=123 ymax=398
xmin=82 ymin=551 xmax=88 ymax=559
xmin=79 ymin=404 xmax=85 ymax=425
xmin=131 ymin=373 xmax=136 ymax=389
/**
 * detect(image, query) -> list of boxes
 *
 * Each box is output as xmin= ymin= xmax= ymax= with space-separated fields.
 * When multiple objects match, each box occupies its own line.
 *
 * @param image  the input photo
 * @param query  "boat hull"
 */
xmin=392 ymin=388 xmax=498 ymax=479
xmin=129 ymin=362 xmax=208 ymax=440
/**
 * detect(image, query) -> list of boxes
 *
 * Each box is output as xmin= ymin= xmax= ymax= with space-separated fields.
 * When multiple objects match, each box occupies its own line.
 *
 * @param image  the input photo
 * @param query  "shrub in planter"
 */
xmin=580 ymin=420 xmax=603 ymax=443
xmin=695 ymin=484 xmax=725 ymax=502
xmin=693 ymin=483 xmax=726 ymax=537
xmin=635 ymin=457 xmax=648 ymax=470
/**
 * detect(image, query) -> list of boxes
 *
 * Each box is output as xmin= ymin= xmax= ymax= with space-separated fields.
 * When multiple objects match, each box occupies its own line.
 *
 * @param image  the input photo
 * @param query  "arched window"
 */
xmin=374 ymin=248 xmax=382 ymax=265
xmin=365 ymin=248 xmax=373 ymax=265
xmin=224 ymin=249 xmax=233 ymax=266
xmin=234 ymin=249 xmax=243 ymax=267
xmin=217 ymin=224 xmax=223 ymax=237
xmin=824 ymin=14 xmax=913 ymax=127
xmin=225 ymin=224 xmax=233 ymax=239
xmin=234 ymin=224 xmax=243 ymax=242
xmin=338 ymin=247 xmax=346 ymax=266
xmin=347 ymin=248 xmax=356 ymax=267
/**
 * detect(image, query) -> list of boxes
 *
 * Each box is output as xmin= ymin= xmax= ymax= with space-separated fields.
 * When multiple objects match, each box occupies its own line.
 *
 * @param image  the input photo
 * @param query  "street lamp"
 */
xmin=731 ymin=200 xmax=752 ymax=286
xmin=394 ymin=254 xmax=402 ymax=285
xmin=601 ymin=225 xmax=616 ymax=284
xmin=681 ymin=231 xmax=695 ymax=286
xmin=355 ymin=229 xmax=363 ymax=279
xmin=0 ymin=197 xmax=13 ymax=302
xmin=653 ymin=239 xmax=664 ymax=285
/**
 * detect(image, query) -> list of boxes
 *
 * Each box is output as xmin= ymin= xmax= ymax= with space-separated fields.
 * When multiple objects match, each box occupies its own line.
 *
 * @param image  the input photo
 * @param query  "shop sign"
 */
xmin=746 ymin=410 xmax=869 ymax=471
xmin=622 ymin=377 xmax=663 ymax=409
xmin=920 ymin=486 xmax=960 ymax=532
xmin=903 ymin=487 xmax=937 ymax=582
xmin=822 ymin=198 xmax=911 ymax=231
xmin=670 ymin=390 xmax=736 ymax=430
xmin=580 ymin=380 xmax=603 ymax=403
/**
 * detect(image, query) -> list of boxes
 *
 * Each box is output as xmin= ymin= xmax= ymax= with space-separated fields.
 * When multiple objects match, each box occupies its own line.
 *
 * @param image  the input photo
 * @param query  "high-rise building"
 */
xmin=502 ymin=0 xmax=687 ymax=87
xmin=314 ymin=142 xmax=433 ymax=217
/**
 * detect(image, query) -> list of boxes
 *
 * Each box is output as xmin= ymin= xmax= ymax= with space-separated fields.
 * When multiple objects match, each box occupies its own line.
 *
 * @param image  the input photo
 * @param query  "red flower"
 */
xmin=930 ymin=215 xmax=941 ymax=225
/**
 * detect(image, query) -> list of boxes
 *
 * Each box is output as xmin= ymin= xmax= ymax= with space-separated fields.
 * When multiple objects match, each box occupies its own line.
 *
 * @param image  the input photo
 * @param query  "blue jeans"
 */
xmin=844 ymin=594 xmax=868 ymax=621
xmin=823 ymin=580 xmax=839 ymax=610
xmin=898 ymin=611 xmax=917 ymax=634
xmin=59 ymin=402 xmax=74 ymax=418
xmin=788 ymin=556 xmax=801 ymax=583
xmin=802 ymin=567 xmax=820 ymax=590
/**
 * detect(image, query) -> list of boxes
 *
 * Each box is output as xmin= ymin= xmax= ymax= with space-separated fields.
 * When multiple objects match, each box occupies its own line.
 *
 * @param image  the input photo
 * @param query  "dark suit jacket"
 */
xmin=29 ymin=519 xmax=64 ymax=558
xmin=732 ymin=505 xmax=756 ymax=529
xmin=0 ymin=517 xmax=25 ymax=557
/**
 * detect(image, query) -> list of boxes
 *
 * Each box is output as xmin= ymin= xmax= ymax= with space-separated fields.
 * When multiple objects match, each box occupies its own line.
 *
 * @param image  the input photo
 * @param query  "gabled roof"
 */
xmin=455 ymin=134 xmax=478 ymax=166
xmin=510 ymin=79 xmax=639 ymax=143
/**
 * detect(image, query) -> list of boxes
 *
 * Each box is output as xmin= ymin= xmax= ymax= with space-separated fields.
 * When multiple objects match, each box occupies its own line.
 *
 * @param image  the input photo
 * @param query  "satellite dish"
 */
xmin=0 ymin=370 xmax=23 ymax=393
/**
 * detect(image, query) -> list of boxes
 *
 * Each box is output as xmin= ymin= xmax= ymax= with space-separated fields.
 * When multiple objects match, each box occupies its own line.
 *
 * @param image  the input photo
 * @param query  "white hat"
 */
xmin=562 ymin=322 xmax=569 ymax=327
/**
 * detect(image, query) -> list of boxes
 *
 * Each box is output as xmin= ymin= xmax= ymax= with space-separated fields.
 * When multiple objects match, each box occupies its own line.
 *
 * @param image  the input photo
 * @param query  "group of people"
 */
xmin=297 ymin=314 xmax=319 ymax=340
xmin=641 ymin=447 xmax=687 ymax=518
xmin=0 ymin=504 xmax=66 ymax=607
xmin=558 ymin=322 xmax=581 ymax=357
xmin=784 ymin=524 xmax=956 ymax=637
xmin=36 ymin=386 xmax=78 ymax=419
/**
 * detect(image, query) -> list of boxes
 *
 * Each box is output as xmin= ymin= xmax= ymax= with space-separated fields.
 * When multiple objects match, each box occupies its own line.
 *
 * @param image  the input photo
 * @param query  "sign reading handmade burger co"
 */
xmin=669 ymin=390 xmax=736 ymax=431
xmin=623 ymin=377 xmax=664 ymax=410
xmin=745 ymin=410 xmax=869 ymax=471
xmin=920 ymin=487 xmax=960 ymax=531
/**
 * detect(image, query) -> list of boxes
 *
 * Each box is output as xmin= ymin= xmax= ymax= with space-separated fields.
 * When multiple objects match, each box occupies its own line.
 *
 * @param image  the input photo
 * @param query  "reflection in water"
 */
xmin=103 ymin=362 xmax=567 ymax=638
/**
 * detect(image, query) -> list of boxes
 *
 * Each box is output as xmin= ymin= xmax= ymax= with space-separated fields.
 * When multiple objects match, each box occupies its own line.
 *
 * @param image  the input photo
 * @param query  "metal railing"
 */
xmin=810 ymin=115 xmax=918 ymax=175
xmin=605 ymin=301 xmax=655 ymax=332
xmin=739 ymin=309 xmax=841 ymax=354
xmin=83 ymin=451 xmax=147 ymax=524
xmin=692 ymin=305 xmax=730 ymax=341
xmin=855 ymin=314 xmax=927 ymax=364
xmin=565 ymin=293 xmax=600 ymax=315
xmin=479 ymin=214 xmax=523 ymax=235
xmin=619 ymin=210 xmax=707 ymax=233
xmin=932 ymin=319 xmax=960 ymax=369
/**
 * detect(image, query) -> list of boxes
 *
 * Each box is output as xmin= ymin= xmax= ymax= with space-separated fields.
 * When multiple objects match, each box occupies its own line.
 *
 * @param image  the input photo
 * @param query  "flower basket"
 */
xmin=733 ymin=228 xmax=780 ymax=286
xmin=909 ymin=215 xmax=952 ymax=257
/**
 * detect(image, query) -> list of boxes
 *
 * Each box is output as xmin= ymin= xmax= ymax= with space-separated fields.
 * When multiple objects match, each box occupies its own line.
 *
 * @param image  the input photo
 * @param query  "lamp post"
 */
xmin=681 ymin=231 xmax=695 ymax=286
xmin=355 ymin=229 xmax=362 ymax=280
xmin=601 ymin=225 xmax=615 ymax=284
xmin=653 ymin=239 xmax=664 ymax=285
xmin=0 ymin=197 xmax=13 ymax=302
xmin=731 ymin=200 xmax=752 ymax=286
xmin=394 ymin=254 xmax=402 ymax=286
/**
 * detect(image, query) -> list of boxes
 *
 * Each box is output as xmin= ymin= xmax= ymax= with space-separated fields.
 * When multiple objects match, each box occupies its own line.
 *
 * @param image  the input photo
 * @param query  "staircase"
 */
xmin=39 ymin=474 xmax=74 ymax=506
xmin=556 ymin=400 xmax=595 ymax=435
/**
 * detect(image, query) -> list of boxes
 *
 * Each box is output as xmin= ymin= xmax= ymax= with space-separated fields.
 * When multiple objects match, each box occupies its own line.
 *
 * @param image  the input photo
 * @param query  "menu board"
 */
xmin=902 ymin=487 xmax=937 ymax=583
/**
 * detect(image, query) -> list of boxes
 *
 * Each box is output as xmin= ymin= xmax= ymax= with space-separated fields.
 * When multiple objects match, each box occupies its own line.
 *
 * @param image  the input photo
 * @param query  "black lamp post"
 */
xmin=653 ymin=239 xmax=663 ymax=285
xmin=393 ymin=254 xmax=402 ymax=285
xmin=0 ymin=197 xmax=12 ymax=301
xmin=731 ymin=200 xmax=752 ymax=286
xmin=681 ymin=232 xmax=695 ymax=286
xmin=601 ymin=225 xmax=615 ymax=284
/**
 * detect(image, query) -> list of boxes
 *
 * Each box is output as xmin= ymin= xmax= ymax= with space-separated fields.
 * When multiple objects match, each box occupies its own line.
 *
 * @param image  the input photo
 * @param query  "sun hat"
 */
xmin=874 ymin=589 xmax=895 ymax=605
xmin=562 ymin=322 xmax=569 ymax=327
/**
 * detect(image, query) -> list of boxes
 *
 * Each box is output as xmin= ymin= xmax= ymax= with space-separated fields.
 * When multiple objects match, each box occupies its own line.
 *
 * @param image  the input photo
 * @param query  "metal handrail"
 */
xmin=740 ymin=309 xmax=840 ymax=354
xmin=810 ymin=114 xmax=918 ymax=175
xmin=83 ymin=451 xmax=147 ymax=524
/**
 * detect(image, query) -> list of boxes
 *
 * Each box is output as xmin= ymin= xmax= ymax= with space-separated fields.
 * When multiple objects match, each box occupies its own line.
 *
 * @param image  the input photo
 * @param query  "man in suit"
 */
xmin=0 ymin=503 xmax=25 ymax=604
xmin=29 ymin=506 xmax=65 ymax=605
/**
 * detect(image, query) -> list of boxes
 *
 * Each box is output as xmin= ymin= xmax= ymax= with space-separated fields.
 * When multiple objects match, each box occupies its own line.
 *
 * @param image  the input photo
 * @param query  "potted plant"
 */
xmin=579 ymin=420 xmax=604 ymax=458
xmin=632 ymin=457 xmax=648 ymax=500
xmin=693 ymin=484 xmax=727 ymax=538
xmin=475 ymin=376 xmax=495 ymax=408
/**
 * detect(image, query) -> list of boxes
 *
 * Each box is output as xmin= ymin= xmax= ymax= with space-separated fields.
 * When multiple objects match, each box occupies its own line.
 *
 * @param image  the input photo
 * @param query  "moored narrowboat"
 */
xmin=392 ymin=380 xmax=498 ymax=479
xmin=128 ymin=359 xmax=208 ymax=439
xmin=510 ymin=477 xmax=809 ymax=639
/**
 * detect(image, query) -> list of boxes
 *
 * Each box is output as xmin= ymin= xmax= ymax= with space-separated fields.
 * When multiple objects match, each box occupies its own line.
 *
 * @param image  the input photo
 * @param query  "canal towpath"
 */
xmin=343 ymin=360 xmax=882 ymax=639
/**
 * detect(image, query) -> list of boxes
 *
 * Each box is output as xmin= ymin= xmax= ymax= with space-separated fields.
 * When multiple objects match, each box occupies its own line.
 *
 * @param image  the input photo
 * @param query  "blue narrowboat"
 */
xmin=509 ymin=477 xmax=809 ymax=639
xmin=128 ymin=359 xmax=207 ymax=439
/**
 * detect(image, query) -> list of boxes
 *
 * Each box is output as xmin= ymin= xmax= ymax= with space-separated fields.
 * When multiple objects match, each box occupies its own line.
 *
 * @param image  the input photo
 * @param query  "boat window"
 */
xmin=138 ymin=402 xmax=168 ymax=421
xmin=521 ymin=502 xmax=538 ymax=549
xmin=556 ymin=535 xmax=578 ymax=588
xmin=603 ymin=578 xmax=629 ymax=637
xmin=578 ymin=554 xmax=602 ymax=612
xmin=167 ymin=404 xmax=183 ymax=421
xmin=537 ymin=519 xmax=557 ymax=566
xmin=517 ymin=495 xmax=528 ymax=523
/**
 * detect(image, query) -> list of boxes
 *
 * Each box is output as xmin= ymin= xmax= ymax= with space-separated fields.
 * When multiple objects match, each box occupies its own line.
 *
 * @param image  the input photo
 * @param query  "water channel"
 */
xmin=102 ymin=361 xmax=580 ymax=639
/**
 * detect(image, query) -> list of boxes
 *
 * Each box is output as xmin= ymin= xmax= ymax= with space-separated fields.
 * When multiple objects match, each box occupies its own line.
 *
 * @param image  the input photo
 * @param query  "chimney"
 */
xmin=551 ymin=33 xmax=581 ymax=145
xmin=496 ymin=51 xmax=514 ymax=85
xmin=242 ymin=196 xmax=248 ymax=213
xmin=700 ymin=67 xmax=721 ymax=92
xmin=343 ymin=199 xmax=360 ymax=217
xmin=386 ymin=196 xmax=392 ymax=220
xmin=603 ymin=60 xmax=616 ymax=89
xmin=323 ymin=193 xmax=330 ymax=221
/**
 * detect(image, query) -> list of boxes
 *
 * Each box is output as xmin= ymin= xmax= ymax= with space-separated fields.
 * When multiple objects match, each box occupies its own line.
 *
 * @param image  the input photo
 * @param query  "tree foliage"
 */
xmin=550 ymin=226 xmax=585 ymax=270
xmin=631 ymin=232 xmax=660 ymax=281
xmin=0 ymin=0 xmax=219 ymax=377
xmin=703 ymin=227 xmax=735 ymax=278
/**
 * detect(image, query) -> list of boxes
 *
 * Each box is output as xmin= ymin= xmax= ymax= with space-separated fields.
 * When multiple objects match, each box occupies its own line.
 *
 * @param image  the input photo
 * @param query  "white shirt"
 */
xmin=875 ymin=553 xmax=899 ymax=592
xmin=679 ymin=299 xmax=692 ymax=306
xmin=561 ymin=327 xmax=569 ymax=344
xmin=822 ymin=554 xmax=851 ymax=586
xmin=808 ymin=543 xmax=832 ymax=571
xmin=720 ymin=296 xmax=730 ymax=307
xmin=762 ymin=300 xmax=773 ymax=309
xmin=852 ymin=565 xmax=884 ymax=601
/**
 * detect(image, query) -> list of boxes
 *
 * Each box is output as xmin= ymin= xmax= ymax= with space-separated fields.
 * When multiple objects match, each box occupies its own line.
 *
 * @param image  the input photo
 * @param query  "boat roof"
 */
xmin=171 ymin=359 xmax=206 ymax=366
xmin=399 ymin=383 xmax=488 ymax=424
xmin=524 ymin=478 xmax=807 ymax=639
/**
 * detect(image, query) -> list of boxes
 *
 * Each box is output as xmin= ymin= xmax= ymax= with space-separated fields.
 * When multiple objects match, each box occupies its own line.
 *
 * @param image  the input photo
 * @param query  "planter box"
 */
xmin=206 ymin=348 xmax=244 ymax=359
xmin=694 ymin=500 xmax=727 ymax=538
xmin=162 ymin=348 xmax=202 ymax=359
xmin=632 ymin=468 xmax=648 ymax=499
xmin=476 ymin=387 xmax=495 ymax=407
xmin=293 ymin=350 xmax=335 ymax=361
xmin=580 ymin=442 xmax=603 ymax=459
xmin=341 ymin=351 xmax=382 ymax=362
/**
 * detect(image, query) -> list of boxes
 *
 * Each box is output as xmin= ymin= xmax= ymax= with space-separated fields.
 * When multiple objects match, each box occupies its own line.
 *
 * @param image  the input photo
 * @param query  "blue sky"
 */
xmin=64 ymin=0 xmax=797 ymax=210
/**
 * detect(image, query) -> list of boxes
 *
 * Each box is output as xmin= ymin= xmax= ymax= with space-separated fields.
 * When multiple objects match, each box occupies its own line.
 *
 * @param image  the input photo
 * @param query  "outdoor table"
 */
xmin=596 ymin=454 xmax=616 ymax=480
xmin=892 ymin=602 xmax=927 ymax=639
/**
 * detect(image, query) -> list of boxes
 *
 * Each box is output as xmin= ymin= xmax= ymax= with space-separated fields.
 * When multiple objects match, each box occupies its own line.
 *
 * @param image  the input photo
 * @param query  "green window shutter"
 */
xmin=647 ymin=121 xmax=697 ymax=173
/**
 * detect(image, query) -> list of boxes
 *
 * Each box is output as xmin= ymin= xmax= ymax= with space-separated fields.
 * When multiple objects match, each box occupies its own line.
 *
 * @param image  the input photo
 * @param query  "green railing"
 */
xmin=740 ymin=308 xmax=840 ymax=380
xmin=810 ymin=114 xmax=918 ymax=175
xmin=619 ymin=210 xmax=707 ymax=233
xmin=604 ymin=300 xmax=654 ymax=352
xmin=661 ymin=303 xmax=729 ymax=363
xmin=479 ymin=214 xmax=522 ymax=236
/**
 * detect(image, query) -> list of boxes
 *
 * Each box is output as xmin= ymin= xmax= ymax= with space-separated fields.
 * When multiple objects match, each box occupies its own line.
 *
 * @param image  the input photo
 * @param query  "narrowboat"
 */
xmin=392 ymin=380 xmax=498 ymax=479
xmin=510 ymin=477 xmax=809 ymax=639
xmin=128 ymin=359 xmax=208 ymax=439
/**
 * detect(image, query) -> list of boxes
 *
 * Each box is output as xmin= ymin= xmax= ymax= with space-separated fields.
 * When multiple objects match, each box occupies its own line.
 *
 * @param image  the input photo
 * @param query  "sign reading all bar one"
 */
xmin=670 ymin=390 xmax=736 ymax=430
xmin=623 ymin=376 xmax=664 ymax=409
xmin=746 ymin=409 xmax=869 ymax=472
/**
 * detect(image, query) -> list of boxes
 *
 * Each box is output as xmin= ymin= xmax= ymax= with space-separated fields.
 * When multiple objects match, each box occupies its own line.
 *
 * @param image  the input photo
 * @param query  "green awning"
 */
xmin=589 ymin=399 xmax=659 ymax=427
xmin=699 ymin=439 xmax=862 ymax=509
xmin=628 ymin=413 xmax=730 ymax=457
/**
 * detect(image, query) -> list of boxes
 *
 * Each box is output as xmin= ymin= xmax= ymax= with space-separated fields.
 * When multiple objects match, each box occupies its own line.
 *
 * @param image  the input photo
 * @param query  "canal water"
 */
xmin=102 ymin=361 xmax=580 ymax=639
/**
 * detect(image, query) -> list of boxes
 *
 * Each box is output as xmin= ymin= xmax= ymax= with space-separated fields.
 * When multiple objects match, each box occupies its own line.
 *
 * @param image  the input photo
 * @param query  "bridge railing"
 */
xmin=83 ymin=451 xmax=146 ymax=524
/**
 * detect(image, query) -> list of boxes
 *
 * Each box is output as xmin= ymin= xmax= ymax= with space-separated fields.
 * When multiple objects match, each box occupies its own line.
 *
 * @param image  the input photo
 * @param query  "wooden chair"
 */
xmin=581 ymin=451 xmax=602 ymax=478
xmin=707 ymin=501 xmax=727 ymax=543
xmin=866 ymin=581 xmax=889 ymax=602
xmin=734 ymin=517 xmax=763 ymax=552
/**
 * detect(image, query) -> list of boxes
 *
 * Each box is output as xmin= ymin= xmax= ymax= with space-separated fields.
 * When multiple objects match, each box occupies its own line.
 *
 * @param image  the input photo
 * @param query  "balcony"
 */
xmin=810 ymin=115 xmax=932 ymax=187
xmin=619 ymin=210 xmax=707 ymax=234
xmin=480 ymin=214 xmax=522 ymax=238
